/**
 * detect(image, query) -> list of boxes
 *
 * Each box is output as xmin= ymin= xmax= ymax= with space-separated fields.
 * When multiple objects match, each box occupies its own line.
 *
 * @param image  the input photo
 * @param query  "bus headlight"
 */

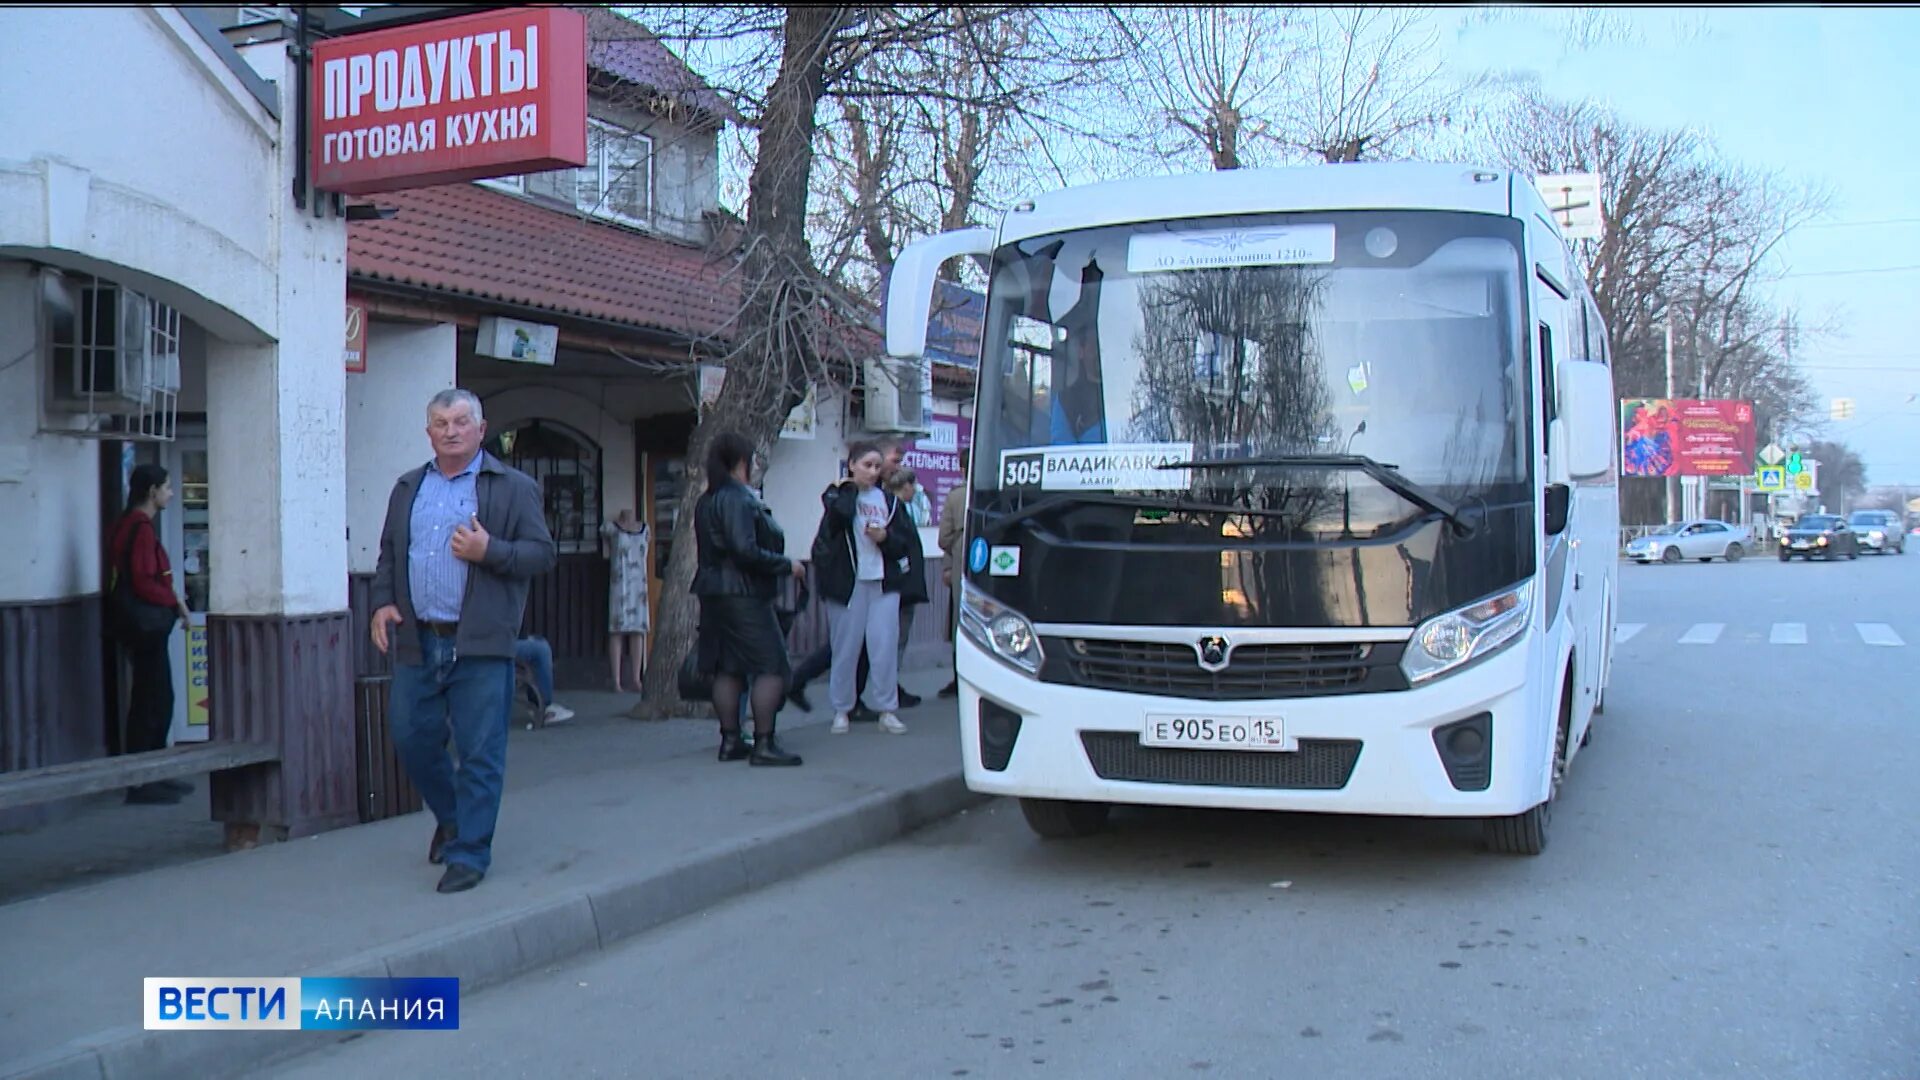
xmin=1401 ymin=582 xmax=1533 ymax=684
xmin=959 ymin=579 xmax=1044 ymax=676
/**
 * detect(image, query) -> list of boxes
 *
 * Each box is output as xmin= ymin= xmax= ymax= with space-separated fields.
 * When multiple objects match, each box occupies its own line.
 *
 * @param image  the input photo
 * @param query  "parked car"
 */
xmin=1847 ymin=509 xmax=1906 ymax=554
xmin=1625 ymin=519 xmax=1753 ymax=564
xmin=1778 ymin=514 xmax=1858 ymax=561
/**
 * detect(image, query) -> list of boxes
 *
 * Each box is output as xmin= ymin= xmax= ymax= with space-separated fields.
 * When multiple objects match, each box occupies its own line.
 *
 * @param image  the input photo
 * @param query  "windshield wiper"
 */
xmin=981 ymin=491 xmax=1301 ymax=541
xmin=1155 ymin=454 xmax=1482 ymax=536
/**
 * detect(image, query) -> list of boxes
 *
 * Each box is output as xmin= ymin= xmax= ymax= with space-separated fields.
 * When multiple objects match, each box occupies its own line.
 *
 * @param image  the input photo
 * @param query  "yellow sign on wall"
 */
xmin=187 ymin=622 xmax=210 ymax=731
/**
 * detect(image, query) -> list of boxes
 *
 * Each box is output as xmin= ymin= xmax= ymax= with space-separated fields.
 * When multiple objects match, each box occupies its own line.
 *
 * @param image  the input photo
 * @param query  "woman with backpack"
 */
xmin=107 ymin=463 xmax=194 ymax=804
xmin=812 ymin=441 xmax=918 ymax=735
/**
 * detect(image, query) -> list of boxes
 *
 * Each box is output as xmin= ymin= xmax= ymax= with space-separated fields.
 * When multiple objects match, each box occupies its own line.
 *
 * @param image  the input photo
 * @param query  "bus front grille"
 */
xmin=1045 ymin=638 xmax=1407 ymax=701
xmin=1080 ymin=733 xmax=1363 ymax=790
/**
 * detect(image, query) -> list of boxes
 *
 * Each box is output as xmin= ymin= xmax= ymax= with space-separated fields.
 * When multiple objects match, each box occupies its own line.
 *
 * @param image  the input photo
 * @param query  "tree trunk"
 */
xmin=635 ymin=5 xmax=840 ymax=720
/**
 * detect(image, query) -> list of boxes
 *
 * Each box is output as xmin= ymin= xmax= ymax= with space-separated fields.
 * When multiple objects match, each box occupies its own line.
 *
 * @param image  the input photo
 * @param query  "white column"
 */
xmin=204 ymin=113 xmax=349 ymax=615
xmin=0 ymin=261 xmax=102 ymax=603
xmin=345 ymin=321 xmax=457 ymax=573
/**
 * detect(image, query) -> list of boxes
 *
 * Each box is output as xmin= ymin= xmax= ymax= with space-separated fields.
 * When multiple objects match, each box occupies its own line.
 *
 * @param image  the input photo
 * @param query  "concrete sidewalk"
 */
xmin=0 ymin=673 xmax=979 ymax=1080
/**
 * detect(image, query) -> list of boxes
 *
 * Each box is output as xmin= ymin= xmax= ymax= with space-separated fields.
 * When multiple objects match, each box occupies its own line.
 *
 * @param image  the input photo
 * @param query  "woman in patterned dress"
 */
xmin=601 ymin=509 xmax=650 ymax=692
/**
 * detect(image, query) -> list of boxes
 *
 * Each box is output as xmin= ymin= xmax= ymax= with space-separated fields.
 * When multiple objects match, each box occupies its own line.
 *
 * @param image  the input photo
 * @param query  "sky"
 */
xmin=1439 ymin=7 xmax=1920 ymax=488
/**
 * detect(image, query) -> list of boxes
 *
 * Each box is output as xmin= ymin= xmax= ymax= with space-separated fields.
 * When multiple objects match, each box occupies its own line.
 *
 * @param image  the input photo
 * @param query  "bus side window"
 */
xmin=1538 ymin=322 xmax=1555 ymax=454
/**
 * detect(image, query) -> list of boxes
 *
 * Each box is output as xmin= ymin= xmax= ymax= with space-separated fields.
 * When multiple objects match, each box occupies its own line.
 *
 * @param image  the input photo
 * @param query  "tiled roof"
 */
xmin=581 ymin=7 xmax=742 ymax=125
xmin=346 ymin=183 xmax=742 ymax=342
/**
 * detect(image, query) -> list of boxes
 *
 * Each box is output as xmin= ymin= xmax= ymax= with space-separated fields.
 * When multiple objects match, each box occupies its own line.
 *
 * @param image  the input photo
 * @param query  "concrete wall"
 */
xmin=0 ymin=262 xmax=102 ymax=603
xmin=0 ymin=8 xmax=279 ymax=344
xmin=345 ymin=321 xmax=458 ymax=572
xmin=203 ymin=42 xmax=349 ymax=617
xmin=588 ymin=98 xmax=718 ymax=246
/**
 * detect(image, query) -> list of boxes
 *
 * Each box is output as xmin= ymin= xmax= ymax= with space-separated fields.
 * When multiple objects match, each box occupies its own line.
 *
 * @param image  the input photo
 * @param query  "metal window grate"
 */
xmin=491 ymin=420 xmax=602 ymax=554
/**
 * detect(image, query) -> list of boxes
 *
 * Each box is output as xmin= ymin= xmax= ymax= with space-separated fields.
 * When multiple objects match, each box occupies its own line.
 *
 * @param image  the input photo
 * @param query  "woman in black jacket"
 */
xmin=692 ymin=432 xmax=805 ymax=766
xmin=811 ymin=441 xmax=919 ymax=735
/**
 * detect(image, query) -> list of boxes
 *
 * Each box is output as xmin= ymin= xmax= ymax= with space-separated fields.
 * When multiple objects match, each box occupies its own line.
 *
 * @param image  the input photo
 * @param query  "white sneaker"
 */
xmin=878 ymin=712 xmax=907 ymax=735
xmin=831 ymin=713 xmax=850 ymax=734
xmin=543 ymin=704 xmax=574 ymax=725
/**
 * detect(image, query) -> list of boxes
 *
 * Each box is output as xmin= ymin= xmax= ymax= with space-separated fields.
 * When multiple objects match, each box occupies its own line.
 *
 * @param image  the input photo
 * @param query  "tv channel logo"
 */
xmin=144 ymin=977 xmax=459 ymax=1031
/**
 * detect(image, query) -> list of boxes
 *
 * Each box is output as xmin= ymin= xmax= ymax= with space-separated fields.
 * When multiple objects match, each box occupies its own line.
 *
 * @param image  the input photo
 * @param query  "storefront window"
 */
xmin=489 ymin=420 xmax=602 ymax=554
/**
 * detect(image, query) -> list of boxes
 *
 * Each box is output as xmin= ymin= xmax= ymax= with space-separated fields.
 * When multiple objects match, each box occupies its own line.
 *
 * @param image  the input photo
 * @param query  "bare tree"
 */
xmin=622 ymin=5 xmax=1120 ymax=714
xmin=1269 ymin=8 xmax=1487 ymax=163
xmin=1479 ymin=86 xmax=1832 ymax=524
xmin=1109 ymin=7 xmax=1297 ymax=171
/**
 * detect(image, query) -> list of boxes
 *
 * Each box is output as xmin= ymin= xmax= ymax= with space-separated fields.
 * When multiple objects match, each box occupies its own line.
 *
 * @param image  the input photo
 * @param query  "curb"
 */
xmin=5 ymin=772 xmax=986 ymax=1080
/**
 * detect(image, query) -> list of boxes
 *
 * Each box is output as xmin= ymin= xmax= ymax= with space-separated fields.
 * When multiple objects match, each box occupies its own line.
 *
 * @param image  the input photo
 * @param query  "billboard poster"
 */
xmin=1620 ymin=398 xmax=1755 ymax=477
xmin=899 ymin=416 xmax=973 ymax=528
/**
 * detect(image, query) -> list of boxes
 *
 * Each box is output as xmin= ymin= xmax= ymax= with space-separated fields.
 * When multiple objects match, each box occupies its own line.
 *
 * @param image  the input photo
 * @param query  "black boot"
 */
xmin=718 ymin=731 xmax=754 ymax=762
xmin=749 ymin=731 xmax=802 ymax=767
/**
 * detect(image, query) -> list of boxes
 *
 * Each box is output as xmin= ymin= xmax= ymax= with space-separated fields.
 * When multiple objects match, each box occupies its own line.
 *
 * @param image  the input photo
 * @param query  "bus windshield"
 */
xmin=973 ymin=211 xmax=1532 ymax=538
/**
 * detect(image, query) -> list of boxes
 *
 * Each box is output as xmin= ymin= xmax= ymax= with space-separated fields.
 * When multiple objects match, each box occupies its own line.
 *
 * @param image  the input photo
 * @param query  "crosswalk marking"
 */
xmin=1769 ymin=623 xmax=1808 ymax=645
xmin=1615 ymin=621 xmax=1910 ymax=647
xmin=1678 ymin=623 xmax=1724 ymax=645
xmin=1857 ymin=623 xmax=1905 ymax=647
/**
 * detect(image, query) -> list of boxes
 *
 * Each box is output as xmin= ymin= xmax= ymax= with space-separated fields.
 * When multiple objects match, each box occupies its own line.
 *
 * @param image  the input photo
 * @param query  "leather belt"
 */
xmin=421 ymin=621 xmax=459 ymax=637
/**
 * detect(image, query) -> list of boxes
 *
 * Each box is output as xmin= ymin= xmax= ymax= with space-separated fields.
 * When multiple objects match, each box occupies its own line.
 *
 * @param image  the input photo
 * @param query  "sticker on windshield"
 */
xmin=1126 ymin=224 xmax=1336 ymax=274
xmin=1347 ymin=363 xmax=1370 ymax=396
xmin=968 ymin=537 xmax=989 ymax=573
xmin=988 ymin=546 xmax=1021 ymax=577
xmin=999 ymin=443 xmax=1193 ymax=492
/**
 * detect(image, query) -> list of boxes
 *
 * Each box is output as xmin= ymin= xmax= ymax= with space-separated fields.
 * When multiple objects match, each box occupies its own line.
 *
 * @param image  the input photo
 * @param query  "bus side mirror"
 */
xmin=885 ymin=228 xmax=995 ymax=359
xmin=1557 ymin=359 xmax=1616 ymax=480
xmin=1544 ymin=483 xmax=1571 ymax=535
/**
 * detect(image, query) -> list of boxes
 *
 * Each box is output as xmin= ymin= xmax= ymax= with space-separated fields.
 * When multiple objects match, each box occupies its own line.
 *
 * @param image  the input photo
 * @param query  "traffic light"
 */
xmin=1785 ymin=452 xmax=1803 ymax=475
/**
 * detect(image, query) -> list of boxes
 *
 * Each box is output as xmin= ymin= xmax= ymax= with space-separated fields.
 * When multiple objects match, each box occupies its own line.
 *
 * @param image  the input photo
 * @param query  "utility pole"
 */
xmin=1695 ymin=353 xmax=1708 ymax=520
xmin=1665 ymin=320 xmax=1678 ymax=523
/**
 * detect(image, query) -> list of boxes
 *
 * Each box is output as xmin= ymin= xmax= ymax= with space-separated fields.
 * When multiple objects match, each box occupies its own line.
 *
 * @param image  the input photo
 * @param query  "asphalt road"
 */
xmin=273 ymin=550 xmax=1920 ymax=1080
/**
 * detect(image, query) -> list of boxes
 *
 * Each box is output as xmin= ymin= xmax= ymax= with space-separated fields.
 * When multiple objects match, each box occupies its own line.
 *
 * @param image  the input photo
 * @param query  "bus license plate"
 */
xmin=1143 ymin=714 xmax=1285 ymax=752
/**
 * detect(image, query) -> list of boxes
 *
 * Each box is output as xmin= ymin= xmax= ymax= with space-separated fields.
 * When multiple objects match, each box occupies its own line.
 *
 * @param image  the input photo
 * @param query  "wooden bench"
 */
xmin=0 ymin=742 xmax=279 ymax=812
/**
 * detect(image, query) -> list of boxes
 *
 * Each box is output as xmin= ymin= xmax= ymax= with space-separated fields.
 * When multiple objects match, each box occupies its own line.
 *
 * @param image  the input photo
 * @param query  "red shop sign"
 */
xmin=311 ymin=7 xmax=587 ymax=195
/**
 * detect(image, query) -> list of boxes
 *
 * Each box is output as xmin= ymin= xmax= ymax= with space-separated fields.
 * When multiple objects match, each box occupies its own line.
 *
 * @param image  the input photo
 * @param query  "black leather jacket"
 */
xmin=692 ymin=480 xmax=790 ymax=600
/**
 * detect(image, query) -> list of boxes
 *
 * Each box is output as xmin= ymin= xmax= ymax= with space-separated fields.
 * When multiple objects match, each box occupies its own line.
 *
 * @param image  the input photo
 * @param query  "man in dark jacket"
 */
xmin=370 ymin=389 xmax=556 ymax=893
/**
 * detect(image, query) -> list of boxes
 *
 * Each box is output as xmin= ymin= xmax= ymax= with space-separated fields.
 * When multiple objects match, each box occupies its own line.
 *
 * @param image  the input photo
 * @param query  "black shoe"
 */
xmin=125 ymin=783 xmax=183 ymax=805
xmin=850 ymin=705 xmax=879 ymax=723
xmin=718 ymin=732 xmax=754 ymax=762
xmin=749 ymin=733 xmax=803 ymax=767
xmin=428 ymin=824 xmax=455 ymax=865
xmin=786 ymin=685 xmax=813 ymax=713
xmin=897 ymin=689 xmax=923 ymax=708
xmin=938 ymin=680 xmax=960 ymax=699
xmin=436 ymin=863 xmax=484 ymax=893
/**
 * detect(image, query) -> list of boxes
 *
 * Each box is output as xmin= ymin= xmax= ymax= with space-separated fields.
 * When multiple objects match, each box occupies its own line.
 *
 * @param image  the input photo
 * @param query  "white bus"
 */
xmin=887 ymin=163 xmax=1618 ymax=854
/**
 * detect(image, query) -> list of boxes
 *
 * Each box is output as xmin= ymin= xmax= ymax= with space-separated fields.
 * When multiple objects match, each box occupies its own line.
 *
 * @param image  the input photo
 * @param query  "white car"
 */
xmin=1625 ymin=519 xmax=1754 ymax=564
xmin=1848 ymin=510 xmax=1906 ymax=555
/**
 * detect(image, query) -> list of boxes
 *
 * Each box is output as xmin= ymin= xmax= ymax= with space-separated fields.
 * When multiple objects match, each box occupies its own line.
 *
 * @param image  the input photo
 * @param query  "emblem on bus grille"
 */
xmin=1196 ymin=635 xmax=1230 ymax=672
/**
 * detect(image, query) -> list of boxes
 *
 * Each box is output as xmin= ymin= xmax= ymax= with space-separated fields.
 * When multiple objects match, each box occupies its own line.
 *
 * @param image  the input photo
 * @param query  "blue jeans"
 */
xmin=391 ymin=628 xmax=513 ymax=874
xmin=514 ymin=637 xmax=554 ymax=708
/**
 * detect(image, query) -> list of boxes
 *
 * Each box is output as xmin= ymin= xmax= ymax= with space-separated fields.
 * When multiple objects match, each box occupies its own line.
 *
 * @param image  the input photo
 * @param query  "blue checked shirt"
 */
xmin=408 ymin=453 xmax=482 ymax=623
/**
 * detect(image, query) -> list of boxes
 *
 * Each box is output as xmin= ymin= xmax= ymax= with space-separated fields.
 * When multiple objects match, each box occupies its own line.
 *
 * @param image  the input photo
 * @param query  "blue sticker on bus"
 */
xmin=968 ymin=537 xmax=989 ymax=573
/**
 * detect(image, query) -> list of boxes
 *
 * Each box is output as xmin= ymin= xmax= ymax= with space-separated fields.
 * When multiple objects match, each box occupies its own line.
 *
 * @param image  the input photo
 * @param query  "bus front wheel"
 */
xmin=1020 ymin=798 xmax=1111 ymax=839
xmin=1483 ymin=801 xmax=1550 ymax=855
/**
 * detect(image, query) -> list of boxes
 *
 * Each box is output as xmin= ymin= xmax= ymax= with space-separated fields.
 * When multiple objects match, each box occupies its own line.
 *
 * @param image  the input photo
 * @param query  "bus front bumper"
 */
xmin=955 ymin=633 xmax=1551 ymax=818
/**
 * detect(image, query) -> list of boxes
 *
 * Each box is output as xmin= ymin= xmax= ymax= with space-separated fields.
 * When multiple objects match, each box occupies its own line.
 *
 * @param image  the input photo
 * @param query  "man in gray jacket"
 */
xmin=370 ymin=389 xmax=555 ymax=893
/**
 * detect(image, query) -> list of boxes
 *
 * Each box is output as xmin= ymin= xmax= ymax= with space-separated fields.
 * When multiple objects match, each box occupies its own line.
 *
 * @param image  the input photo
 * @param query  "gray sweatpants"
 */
xmin=828 ymin=580 xmax=900 ymax=713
